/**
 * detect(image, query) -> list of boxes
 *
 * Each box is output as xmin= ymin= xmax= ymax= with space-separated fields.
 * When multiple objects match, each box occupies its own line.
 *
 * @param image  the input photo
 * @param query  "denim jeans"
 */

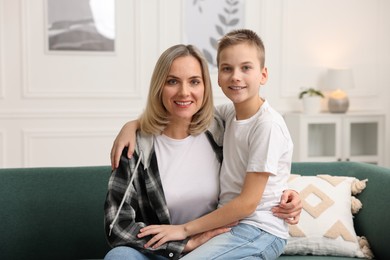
xmin=104 ymin=246 xmax=168 ymax=260
xmin=181 ymin=223 xmax=286 ymax=260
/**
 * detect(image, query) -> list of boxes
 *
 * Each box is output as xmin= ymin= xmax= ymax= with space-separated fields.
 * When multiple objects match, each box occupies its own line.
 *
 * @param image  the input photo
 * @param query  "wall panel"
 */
xmin=20 ymin=0 xmax=140 ymax=98
xmin=23 ymin=128 xmax=116 ymax=167
xmin=0 ymin=0 xmax=4 ymax=99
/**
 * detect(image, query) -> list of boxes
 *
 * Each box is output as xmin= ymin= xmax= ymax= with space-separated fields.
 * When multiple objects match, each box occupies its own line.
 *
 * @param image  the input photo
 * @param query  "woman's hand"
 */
xmin=138 ymin=224 xmax=188 ymax=249
xmin=272 ymin=189 xmax=302 ymax=224
xmin=139 ymin=221 xmax=238 ymax=250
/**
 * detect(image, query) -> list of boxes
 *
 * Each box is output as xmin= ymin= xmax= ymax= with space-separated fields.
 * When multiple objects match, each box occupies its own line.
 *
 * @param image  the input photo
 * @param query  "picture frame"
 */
xmin=183 ymin=0 xmax=245 ymax=70
xmin=46 ymin=0 xmax=115 ymax=52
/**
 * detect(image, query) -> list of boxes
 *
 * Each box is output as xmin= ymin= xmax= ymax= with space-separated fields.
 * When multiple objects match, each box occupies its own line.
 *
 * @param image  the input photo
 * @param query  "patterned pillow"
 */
xmin=284 ymin=174 xmax=374 ymax=258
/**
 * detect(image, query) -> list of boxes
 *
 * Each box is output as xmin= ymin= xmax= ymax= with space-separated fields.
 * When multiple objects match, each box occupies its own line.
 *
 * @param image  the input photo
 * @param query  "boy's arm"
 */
xmin=138 ymin=171 xmax=269 ymax=249
xmin=111 ymin=105 xmax=228 ymax=169
xmin=111 ymin=120 xmax=140 ymax=169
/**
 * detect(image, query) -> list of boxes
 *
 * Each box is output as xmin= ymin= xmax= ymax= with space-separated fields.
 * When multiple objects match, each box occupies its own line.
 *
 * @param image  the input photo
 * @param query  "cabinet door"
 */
xmin=342 ymin=115 xmax=384 ymax=164
xmin=301 ymin=117 xmax=343 ymax=162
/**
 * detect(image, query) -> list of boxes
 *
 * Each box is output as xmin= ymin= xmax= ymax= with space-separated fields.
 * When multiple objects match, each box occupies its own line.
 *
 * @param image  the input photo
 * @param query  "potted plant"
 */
xmin=298 ymin=88 xmax=324 ymax=114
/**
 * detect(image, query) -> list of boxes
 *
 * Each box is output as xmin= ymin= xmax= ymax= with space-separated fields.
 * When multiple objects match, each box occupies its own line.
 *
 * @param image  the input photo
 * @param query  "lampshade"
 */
xmin=326 ymin=69 xmax=354 ymax=113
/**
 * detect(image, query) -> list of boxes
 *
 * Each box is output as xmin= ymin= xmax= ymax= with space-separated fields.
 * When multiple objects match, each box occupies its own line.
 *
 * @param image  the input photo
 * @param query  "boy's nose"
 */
xmin=231 ymin=69 xmax=242 ymax=82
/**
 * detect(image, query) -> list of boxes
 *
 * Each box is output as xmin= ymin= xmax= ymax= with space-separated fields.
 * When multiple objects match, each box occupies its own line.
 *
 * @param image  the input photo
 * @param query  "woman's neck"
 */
xmin=163 ymin=121 xmax=191 ymax=139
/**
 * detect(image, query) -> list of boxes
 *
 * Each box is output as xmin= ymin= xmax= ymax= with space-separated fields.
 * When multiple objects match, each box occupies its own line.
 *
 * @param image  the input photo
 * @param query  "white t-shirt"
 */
xmin=155 ymin=133 xmax=220 ymax=225
xmin=217 ymin=101 xmax=293 ymax=239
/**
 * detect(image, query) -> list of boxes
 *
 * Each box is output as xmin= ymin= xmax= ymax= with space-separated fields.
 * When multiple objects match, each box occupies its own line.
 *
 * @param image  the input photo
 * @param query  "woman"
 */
xmin=104 ymin=44 xmax=301 ymax=260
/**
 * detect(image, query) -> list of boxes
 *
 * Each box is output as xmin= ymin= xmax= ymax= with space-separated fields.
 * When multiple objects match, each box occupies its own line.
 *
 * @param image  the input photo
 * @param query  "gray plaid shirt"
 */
xmin=104 ymin=117 xmax=224 ymax=259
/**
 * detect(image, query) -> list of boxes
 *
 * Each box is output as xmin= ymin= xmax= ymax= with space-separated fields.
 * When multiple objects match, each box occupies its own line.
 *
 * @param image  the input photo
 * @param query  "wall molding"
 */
xmin=0 ymin=130 xmax=4 ymax=167
xmin=22 ymin=128 xmax=117 ymax=167
xmin=0 ymin=109 xmax=140 ymax=119
xmin=0 ymin=0 xmax=4 ymax=99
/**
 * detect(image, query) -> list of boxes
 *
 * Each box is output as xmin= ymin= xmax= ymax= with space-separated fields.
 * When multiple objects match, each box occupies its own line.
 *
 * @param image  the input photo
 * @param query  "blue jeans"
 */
xmin=181 ymin=223 xmax=286 ymax=260
xmin=104 ymin=246 xmax=168 ymax=260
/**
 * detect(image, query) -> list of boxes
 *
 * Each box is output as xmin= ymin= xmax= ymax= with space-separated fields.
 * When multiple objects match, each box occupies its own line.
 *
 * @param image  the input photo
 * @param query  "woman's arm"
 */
xmin=138 ymin=172 xmax=269 ymax=249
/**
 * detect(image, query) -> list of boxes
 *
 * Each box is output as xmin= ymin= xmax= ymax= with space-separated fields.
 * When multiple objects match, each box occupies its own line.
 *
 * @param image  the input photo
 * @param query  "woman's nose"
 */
xmin=179 ymin=84 xmax=190 ymax=96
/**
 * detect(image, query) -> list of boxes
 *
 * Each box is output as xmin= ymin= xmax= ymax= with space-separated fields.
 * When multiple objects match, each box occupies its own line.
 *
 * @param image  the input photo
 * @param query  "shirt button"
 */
xmin=169 ymin=252 xmax=174 ymax=257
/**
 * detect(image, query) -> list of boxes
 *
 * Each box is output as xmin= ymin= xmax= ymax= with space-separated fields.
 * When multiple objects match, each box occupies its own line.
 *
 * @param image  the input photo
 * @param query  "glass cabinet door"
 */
xmin=343 ymin=116 xmax=384 ymax=164
xmin=307 ymin=123 xmax=336 ymax=157
xmin=302 ymin=117 xmax=342 ymax=162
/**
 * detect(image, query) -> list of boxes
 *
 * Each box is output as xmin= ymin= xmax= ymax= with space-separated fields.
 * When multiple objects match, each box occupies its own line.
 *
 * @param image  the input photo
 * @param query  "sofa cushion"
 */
xmin=284 ymin=174 xmax=373 ymax=258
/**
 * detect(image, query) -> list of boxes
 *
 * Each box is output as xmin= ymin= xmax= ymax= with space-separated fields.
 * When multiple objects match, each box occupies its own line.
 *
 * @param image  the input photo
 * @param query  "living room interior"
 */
xmin=0 ymin=0 xmax=388 ymax=168
xmin=0 ymin=1 xmax=389 ymax=259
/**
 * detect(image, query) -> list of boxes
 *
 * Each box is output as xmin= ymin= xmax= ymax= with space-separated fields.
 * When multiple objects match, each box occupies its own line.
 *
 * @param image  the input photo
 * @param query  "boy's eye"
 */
xmin=242 ymin=65 xmax=251 ymax=71
xmin=221 ymin=67 xmax=231 ymax=72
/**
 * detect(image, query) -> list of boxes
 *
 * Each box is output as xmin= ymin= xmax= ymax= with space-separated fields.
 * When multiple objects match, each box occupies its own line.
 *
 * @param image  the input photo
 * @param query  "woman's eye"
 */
xmin=167 ymin=79 xmax=177 ymax=85
xmin=191 ymin=79 xmax=201 ymax=85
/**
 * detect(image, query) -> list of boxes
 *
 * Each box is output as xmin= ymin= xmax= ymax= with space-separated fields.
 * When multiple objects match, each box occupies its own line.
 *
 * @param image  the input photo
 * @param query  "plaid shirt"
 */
xmin=104 ymin=118 xmax=224 ymax=259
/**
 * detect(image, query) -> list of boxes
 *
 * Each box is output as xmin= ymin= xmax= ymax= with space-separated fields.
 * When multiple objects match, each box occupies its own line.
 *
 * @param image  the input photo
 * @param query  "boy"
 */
xmin=138 ymin=29 xmax=293 ymax=259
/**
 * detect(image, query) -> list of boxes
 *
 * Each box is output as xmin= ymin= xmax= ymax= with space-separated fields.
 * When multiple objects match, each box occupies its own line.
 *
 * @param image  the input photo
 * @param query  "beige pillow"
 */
xmin=284 ymin=174 xmax=373 ymax=258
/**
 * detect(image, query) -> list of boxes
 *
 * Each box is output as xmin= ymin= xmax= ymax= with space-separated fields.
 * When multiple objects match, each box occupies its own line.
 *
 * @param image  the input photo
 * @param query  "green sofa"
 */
xmin=0 ymin=162 xmax=389 ymax=260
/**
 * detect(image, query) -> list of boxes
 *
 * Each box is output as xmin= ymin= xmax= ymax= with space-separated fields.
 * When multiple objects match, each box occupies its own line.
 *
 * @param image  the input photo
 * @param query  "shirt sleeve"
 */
xmin=104 ymin=149 xmax=189 ymax=260
xmin=247 ymin=121 xmax=288 ymax=175
xmin=215 ymin=103 xmax=234 ymax=121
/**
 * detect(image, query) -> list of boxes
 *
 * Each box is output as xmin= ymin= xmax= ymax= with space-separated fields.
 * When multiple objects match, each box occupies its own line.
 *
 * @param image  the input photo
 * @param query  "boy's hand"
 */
xmin=272 ymin=190 xmax=302 ymax=224
xmin=184 ymin=226 xmax=232 ymax=252
xmin=110 ymin=120 xmax=139 ymax=170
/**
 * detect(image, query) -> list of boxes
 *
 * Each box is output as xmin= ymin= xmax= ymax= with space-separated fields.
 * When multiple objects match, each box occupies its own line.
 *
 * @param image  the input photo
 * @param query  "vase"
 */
xmin=302 ymin=96 xmax=322 ymax=114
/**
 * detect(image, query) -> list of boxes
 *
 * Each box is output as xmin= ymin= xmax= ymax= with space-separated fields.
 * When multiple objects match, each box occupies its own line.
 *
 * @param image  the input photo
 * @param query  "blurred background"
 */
xmin=0 ymin=0 xmax=389 ymax=168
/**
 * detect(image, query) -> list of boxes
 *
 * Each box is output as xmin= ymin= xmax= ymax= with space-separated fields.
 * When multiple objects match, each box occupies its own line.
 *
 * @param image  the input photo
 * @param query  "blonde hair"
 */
xmin=140 ymin=44 xmax=214 ymax=135
xmin=217 ymin=29 xmax=265 ymax=68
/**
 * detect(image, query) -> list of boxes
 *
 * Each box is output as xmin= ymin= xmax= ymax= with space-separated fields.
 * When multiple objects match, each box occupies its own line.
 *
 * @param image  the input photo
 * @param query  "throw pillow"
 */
xmin=284 ymin=174 xmax=373 ymax=258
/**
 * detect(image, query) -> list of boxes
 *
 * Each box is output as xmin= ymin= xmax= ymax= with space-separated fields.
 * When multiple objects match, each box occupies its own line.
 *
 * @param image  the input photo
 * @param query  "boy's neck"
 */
xmin=234 ymin=96 xmax=264 ymax=120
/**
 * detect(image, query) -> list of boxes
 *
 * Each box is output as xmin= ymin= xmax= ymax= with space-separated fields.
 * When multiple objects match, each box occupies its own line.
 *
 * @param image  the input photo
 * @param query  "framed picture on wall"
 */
xmin=184 ymin=0 xmax=245 ymax=69
xmin=46 ymin=0 xmax=115 ymax=52
xmin=22 ymin=0 xmax=137 ymax=98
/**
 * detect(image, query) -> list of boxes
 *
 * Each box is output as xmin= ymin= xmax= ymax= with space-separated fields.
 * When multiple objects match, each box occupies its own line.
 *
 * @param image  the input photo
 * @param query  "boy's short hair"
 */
xmin=217 ymin=29 xmax=265 ymax=68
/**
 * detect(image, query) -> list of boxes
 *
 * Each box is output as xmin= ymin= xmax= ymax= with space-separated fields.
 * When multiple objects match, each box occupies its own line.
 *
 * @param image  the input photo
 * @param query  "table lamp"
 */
xmin=326 ymin=68 xmax=354 ymax=113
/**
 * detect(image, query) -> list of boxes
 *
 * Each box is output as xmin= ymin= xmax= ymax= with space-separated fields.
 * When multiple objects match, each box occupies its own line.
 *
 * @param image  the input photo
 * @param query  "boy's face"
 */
xmin=217 ymin=43 xmax=268 ymax=105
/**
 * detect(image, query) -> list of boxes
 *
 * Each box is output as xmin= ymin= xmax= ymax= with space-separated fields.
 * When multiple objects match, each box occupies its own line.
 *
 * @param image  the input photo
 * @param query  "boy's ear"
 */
xmin=260 ymin=67 xmax=268 ymax=85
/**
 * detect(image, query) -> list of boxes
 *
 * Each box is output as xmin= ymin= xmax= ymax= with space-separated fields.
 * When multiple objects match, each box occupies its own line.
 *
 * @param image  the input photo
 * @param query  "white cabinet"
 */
xmin=284 ymin=112 xmax=385 ymax=165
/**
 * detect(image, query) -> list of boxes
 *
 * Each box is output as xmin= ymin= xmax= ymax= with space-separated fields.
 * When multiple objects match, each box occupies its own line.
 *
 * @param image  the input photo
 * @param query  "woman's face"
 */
xmin=162 ymin=55 xmax=205 ymax=123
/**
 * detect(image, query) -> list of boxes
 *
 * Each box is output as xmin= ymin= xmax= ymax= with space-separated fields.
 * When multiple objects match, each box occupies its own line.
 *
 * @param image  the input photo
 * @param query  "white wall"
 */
xmin=0 ymin=0 xmax=389 ymax=168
